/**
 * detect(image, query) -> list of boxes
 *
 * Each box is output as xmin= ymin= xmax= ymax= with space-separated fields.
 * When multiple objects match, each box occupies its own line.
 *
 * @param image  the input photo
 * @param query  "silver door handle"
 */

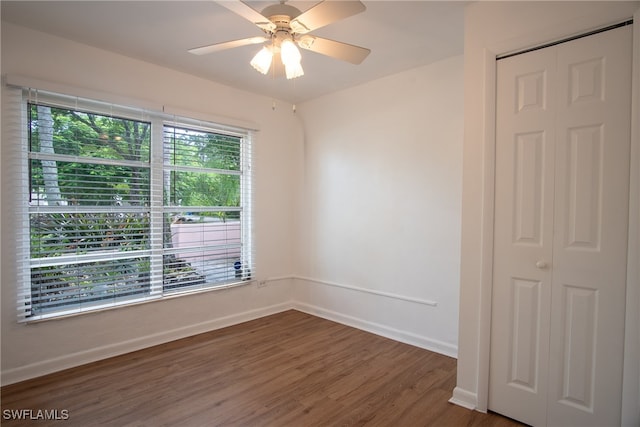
xmin=536 ymin=260 xmax=548 ymax=269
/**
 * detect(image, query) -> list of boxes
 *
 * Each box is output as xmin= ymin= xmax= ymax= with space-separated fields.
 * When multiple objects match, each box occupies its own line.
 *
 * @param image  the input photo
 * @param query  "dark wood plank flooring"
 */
xmin=1 ymin=310 xmax=523 ymax=426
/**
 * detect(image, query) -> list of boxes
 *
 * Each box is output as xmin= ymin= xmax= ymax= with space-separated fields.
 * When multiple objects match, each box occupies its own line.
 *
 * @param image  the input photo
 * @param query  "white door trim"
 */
xmin=475 ymin=47 xmax=498 ymax=413
xmin=474 ymin=10 xmax=640 ymax=421
xmin=622 ymin=9 xmax=640 ymax=427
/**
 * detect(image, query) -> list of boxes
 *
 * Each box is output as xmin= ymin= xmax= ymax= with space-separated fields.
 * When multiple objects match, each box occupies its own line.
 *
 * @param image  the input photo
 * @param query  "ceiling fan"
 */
xmin=188 ymin=0 xmax=371 ymax=79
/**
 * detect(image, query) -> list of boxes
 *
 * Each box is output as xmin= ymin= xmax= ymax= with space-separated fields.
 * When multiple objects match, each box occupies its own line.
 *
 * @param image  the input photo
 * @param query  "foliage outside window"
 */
xmin=23 ymin=92 xmax=253 ymax=320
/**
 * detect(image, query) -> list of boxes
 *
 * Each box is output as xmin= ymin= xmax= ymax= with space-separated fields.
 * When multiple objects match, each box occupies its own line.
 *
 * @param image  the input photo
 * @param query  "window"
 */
xmin=162 ymin=124 xmax=251 ymax=292
xmin=18 ymin=89 xmax=253 ymax=321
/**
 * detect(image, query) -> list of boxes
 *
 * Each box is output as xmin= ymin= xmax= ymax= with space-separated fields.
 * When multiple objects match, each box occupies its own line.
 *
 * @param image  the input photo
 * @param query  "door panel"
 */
xmin=509 ymin=278 xmax=543 ymax=392
xmin=548 ymin=25 xmax=632 ymax=427
xmin=564 ymin=125 xmax=603 ymax=249
xmin=558 ymin=285 xmax=597 ymax=410
xmin=490 ymin=25 xmax=632 ymax=426
xmin=514 ymin=131 xmax=546 ymax=246
xmin=490 ymin=46 xmax=556 ymax=427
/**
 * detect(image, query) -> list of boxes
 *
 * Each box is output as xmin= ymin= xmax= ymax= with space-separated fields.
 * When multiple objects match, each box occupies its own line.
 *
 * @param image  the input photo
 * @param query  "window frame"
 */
xmin=15 ymin=88 xmax=254 ymax=322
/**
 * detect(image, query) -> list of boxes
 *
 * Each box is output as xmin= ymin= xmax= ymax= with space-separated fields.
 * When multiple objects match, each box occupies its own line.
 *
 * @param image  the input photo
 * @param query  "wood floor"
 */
xmin=1 ymin=310 xmax=523 ymax=426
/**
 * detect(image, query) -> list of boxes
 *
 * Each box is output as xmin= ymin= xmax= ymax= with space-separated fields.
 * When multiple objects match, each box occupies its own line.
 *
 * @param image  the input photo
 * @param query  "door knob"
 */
xmin=535 ymin=260 xmax=548 ymax=269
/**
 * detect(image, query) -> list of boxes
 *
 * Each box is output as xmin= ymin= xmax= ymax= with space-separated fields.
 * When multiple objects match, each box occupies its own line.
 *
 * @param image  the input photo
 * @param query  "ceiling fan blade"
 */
xmin=297 ymin=36 xmax=370 ymax=65
xmin=188 ymin=36 xmax=268 ymax=55
xmin=216 ymin=1 xmax=276 ymax=32
xmin=290 ymin=1 xmax=365 ymax=34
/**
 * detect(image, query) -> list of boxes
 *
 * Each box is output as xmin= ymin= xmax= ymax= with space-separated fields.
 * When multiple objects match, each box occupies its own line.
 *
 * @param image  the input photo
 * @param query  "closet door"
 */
xmin=490 ymin=45 xmax=557 ymax=427
xmin=489 ymin=25 xmax=632 ymax=427
xmin=547 ymin=26 xmax=632 ymax=427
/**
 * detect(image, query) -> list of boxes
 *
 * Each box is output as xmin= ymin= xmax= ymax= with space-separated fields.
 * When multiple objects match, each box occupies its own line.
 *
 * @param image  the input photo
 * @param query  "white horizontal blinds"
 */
xmin=163 ymin=120 xmax=253 ymax=291
xmin=241 ymin=131 xmax=254 ymax=282
xmin=12 ymin=85 xmax=254 ymax=321
xmin=26 ymin=90 xmax=154 ymax=319
xmin=4 ymin=86 xmax=32 ymax=322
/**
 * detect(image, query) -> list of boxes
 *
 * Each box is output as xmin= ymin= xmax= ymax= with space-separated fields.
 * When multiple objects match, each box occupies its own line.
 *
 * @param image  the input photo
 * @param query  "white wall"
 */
xmin=0 ymin=22 xmax=302 ymax=384
xmin=293 ymin=55 xmax=464 ymax=356
xmin=454 ymin=2 xmax=640 ymax=424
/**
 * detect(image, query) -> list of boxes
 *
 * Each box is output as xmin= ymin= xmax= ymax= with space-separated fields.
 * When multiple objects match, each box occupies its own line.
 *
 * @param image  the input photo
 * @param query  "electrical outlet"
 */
xmin=257 ymin=280 xmax=267 ymax=288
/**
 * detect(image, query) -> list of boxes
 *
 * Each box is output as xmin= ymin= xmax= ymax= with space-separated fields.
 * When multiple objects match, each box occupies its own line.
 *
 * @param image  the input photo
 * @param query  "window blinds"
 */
xmin=162 ymin=122 xmax=253 ymax=292
xmin=7 ymin=86 xmax=254 ymax=321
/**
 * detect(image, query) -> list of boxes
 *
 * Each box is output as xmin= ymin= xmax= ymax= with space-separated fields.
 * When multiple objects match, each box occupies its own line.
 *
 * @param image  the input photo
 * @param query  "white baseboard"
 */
xmin=1 ymin=302 xmax=293 ymax=386
xmin=293 ymin=301 xmax=458 ymax=358
xmin=449 ymin=386 xmax=478 ymax=410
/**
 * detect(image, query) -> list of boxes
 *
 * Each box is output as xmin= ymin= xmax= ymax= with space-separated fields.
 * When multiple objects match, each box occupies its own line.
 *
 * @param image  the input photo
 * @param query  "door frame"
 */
xmin=473 ymin=8 xmax=640 ymax=423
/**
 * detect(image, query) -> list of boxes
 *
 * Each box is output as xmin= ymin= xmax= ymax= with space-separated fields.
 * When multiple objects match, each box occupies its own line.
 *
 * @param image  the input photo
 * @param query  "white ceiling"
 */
xmin=1 ymin=1 xmax=466 ymax=104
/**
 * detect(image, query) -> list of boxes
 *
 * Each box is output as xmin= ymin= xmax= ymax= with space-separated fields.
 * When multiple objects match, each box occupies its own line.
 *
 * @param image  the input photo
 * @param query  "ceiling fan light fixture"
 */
xmin=280 ymin=39 xmax=301 ymax=65
xmin=280 ymin=38 xmax=304 ymax=79
xmin=250 ymin=46 xmax=273 ymax=75
xmin=284 ymin=61 xmax=304 ymax=79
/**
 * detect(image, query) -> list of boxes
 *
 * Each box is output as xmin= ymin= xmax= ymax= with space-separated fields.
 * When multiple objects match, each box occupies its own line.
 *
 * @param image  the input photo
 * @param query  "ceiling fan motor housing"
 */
xmin=261 ymin=3 xmax=303 ymax=44
xmin=261 ymin=3 xmax=302 ymax=23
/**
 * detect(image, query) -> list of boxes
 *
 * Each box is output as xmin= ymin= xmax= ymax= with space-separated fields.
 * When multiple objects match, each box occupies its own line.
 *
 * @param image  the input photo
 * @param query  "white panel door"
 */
xmin=547 ymin=26 xmax=632 ymax=427
xmin=490 ymin=46 xmax=557 ymax=427
xmin=489 ymin=25 xmax=632 ymax=427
